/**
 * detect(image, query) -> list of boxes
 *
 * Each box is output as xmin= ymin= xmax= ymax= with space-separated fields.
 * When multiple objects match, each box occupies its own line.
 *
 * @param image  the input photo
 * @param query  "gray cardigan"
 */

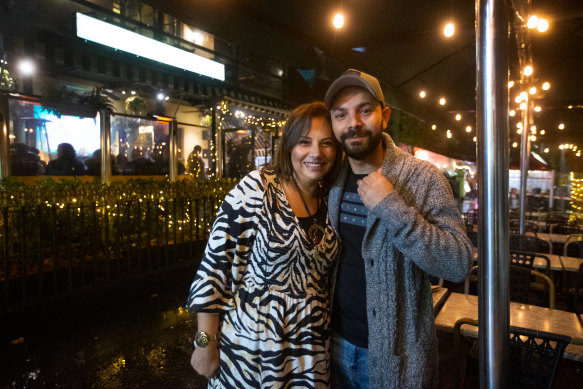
xmin=329 ymin=133 xmax=473 ymax=388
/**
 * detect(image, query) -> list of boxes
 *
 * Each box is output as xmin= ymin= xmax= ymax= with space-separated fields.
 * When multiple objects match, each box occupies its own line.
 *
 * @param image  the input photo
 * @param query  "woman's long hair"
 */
xmin=268 ymin=101 xmax=343 ymax=190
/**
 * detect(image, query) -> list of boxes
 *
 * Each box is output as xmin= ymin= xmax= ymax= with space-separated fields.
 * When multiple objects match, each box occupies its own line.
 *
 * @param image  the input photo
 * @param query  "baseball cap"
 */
xmin=324 ymin=69 xmax=385 ymax=110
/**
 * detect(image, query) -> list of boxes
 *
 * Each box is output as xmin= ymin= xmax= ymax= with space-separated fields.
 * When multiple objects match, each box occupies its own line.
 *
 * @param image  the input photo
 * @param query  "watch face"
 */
xmin=195 ymin=331 xmax=209 ymax=348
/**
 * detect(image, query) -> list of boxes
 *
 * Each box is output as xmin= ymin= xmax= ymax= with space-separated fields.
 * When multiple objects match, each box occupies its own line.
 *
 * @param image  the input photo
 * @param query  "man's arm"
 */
xmin=358 ymin=166 xmax=473 ymax=282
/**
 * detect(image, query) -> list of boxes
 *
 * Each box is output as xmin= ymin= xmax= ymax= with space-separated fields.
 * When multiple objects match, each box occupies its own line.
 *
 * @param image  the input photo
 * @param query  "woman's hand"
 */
xmin=190 ymin=345 xmax=220 ymax=379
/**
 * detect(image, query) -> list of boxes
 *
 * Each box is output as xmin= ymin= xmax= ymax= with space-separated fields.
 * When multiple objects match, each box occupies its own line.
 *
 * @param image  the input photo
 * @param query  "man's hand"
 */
xmin=357 ymin=167 xmax=394 ymax=209
xmin=190 ymin=345 xmax=220 ymax=379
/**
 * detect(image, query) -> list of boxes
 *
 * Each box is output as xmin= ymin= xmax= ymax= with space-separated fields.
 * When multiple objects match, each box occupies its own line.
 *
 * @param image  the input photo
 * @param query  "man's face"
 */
xmin=329 ymin=87 xmax=391 ymax=160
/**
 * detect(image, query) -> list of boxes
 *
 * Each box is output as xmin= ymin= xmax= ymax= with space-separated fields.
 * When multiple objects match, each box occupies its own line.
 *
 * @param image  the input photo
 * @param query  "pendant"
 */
xmin=308 ymin=223 xmax=325 ymax=247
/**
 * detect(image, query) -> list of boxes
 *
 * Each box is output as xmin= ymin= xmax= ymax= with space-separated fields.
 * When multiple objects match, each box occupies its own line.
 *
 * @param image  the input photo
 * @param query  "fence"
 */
xmin=0 ymin=177 xmax=235 ymax=311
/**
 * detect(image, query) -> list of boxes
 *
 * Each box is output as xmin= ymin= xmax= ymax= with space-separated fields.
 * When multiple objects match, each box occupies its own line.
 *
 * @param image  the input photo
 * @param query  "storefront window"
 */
xmin=8 ymin=99 xmax=99 ymax=176
xmin=223 ymin=130 xmax=253 ymax=179
xmin=110 ymin=114 xmax=169 ymax=175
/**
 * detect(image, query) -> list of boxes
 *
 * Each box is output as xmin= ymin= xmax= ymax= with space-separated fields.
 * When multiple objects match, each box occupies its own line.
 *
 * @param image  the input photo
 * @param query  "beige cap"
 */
xmin=324 ymin=69 xmax=385 ymax=110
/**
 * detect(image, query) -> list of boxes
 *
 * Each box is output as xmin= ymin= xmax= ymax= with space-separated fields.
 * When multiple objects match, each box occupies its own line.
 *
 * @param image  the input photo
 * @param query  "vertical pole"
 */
xmin=169 ymin=119 xmax=178 ymax=181
xmin=519 ymin=97 xmax=531 ymax=233
xmin=0 ymin=93 xmax=10 ymax=178
xmin=549 ymin=170 xmax=555 ymax=209
xmin=213 ymin=106 xmax=221 ymax=178
xmin=476 ymin=0 xmax=510 ymax=388
xmin=100 ymin=110 xmax=111 ymax=183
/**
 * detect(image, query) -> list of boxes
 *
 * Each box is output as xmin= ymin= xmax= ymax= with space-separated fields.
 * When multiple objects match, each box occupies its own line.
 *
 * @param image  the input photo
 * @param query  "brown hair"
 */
xmin=268 ymin=101 xmax=343 ymax=190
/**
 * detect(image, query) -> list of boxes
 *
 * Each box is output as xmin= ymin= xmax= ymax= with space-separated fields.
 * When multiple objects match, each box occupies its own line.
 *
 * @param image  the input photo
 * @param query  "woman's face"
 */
xmin=291 ymin=116 xmax=336 ymax=187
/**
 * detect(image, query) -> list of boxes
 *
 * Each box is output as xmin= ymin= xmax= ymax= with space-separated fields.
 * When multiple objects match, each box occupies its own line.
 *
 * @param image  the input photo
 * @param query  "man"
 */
xmin=324 ymin=69 xmax=473 ymax=388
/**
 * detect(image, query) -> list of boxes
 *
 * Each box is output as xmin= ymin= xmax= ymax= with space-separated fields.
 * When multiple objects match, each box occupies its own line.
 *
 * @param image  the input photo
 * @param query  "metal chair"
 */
xmin=510 ymin=219 xmax=539 ymax=235
xmin=509 ymin=234 xmax=552 ymax=254
xmin=464 ymin=264 xmax=555 ymax=308
xmin=572 ymin=262 xmax=583 ymax=315
xmin=453 ymin=317 xmax=571 ymax=389
xmin=551 ymin=223 xmax=582 ymax=235
xmin=563 ymin=234 xmax=583 ymax=258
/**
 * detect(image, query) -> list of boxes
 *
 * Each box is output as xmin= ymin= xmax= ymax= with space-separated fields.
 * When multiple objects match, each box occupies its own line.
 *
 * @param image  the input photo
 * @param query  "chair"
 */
xmin=453 ymin=317 xmax=571 ymax=389
xmin=563 ymin=234 xmax=583 ymax=258
xmin=511 ymin=251 xmax=551 ymax=276
xmin=551 ymin=223 xmax=582 ymax=235
xmin=462 ymin=211 xmax=478 ymax=227
xmin=571 ymin=263 xmax=583 ymax=315
xmin=464 ymin=264 xmax=555 ymax=308
xmin=510 ymin=219 xmax=539 ymax=235
xmin=509 ymin=234 xmax=552 ymax=254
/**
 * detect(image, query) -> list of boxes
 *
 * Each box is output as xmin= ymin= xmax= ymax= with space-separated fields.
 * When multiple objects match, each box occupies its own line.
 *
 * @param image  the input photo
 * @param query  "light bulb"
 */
xmin=333 ymin=13 xmax=344 ymax=29
xmin=527 ymin=15 xmax=538 ymax=29
xmin=444 ymin=23 xmax=455 ymax=37
xmin=523 ymin=65 xmax=533 ymax=76
xmin=537 ymin=18 xmax=549 ymax=33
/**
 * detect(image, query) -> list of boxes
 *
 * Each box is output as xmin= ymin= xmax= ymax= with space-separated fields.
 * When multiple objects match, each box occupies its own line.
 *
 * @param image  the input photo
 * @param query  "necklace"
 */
xmin=292 ymin=175 xmax=326 ymax=248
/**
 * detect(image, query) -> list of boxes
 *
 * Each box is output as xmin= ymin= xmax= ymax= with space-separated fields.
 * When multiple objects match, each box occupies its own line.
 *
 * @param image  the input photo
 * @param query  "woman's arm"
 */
xmin=190 ymin=312 xmax=220 ymax=379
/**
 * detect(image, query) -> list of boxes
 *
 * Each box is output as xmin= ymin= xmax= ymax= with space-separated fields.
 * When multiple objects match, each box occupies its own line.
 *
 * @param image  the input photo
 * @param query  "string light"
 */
xmin=443 ymin=22 xmax=455 ymax=37
xmin=439 ymin=97 xmax=446 ymax=105
xmin=333 ymin=13 xmax=344 ymax=29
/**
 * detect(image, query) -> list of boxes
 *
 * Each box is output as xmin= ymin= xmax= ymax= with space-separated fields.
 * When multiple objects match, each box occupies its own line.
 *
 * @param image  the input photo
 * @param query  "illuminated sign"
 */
xmin=75 ymin=13 xmax=225 ymax=81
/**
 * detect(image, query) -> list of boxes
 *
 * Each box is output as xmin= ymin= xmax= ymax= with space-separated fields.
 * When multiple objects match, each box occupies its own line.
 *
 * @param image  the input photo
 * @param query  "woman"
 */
xmin=187 ymin=101 xmax=343 ymax=388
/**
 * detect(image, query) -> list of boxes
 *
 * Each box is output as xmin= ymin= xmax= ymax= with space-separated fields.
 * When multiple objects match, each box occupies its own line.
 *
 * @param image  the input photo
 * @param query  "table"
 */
xmin=435 ymin=292 xmax=583 ymax=361
xmin=560 ymin=255 xmax=583 ymax=272
xmin=533 ymin=232 xmax=569 ymax=245
xmin=432 ymin=286 xmax=450 ymax=316
xmin=472 ymin=248 xmax=563 ymax=272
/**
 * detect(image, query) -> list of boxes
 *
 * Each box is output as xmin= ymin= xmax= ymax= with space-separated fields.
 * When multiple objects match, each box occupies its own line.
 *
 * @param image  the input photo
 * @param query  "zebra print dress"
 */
xmin=187 ymin=169 xmax=340 ymax=388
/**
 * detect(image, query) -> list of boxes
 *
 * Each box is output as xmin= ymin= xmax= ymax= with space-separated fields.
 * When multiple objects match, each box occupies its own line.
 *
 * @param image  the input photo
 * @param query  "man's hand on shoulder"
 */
xmin=357 ymin=167 xmax=394 ymax=209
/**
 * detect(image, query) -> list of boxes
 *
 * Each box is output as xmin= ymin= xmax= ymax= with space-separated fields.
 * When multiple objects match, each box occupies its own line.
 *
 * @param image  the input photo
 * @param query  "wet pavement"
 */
xmin=1 ymin=265 xmax=208 ymax=388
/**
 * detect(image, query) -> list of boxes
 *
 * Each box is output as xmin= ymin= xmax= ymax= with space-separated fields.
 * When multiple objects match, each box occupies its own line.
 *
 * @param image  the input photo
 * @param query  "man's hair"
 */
xmin=269 ymin=101 xmax=342 ymax=189
xmin=58 ymin=143 xmax=76 ymax=160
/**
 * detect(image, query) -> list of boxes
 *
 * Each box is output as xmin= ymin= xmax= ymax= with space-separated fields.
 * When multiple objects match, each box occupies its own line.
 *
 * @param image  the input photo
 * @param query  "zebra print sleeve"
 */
xmin=187 ymin=171 xmax=264 ymax=313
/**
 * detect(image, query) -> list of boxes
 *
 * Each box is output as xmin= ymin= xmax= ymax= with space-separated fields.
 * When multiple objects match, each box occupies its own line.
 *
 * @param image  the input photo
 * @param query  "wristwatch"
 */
xmin=194 ymin=330 xmax=218 ymax=348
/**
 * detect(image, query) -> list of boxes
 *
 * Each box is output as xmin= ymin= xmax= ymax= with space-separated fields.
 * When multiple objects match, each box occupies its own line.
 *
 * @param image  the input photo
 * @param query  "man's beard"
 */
xmin=340 ymin=128 xmax=382 ymax=160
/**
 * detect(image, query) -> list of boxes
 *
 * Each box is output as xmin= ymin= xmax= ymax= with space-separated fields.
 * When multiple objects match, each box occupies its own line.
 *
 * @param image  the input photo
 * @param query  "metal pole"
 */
xmin=476 ymin=0 xmax=510 ymax=387
xmin=0 ymin=93 xmax=10 ymax=179
xmin=169 ymin=119 xmax=178 ymax=181
xmin=549 ymin=170 xmax=555 ymax=209
xmin=213 ymin=107 xmax=221 ymax=178
xmin=100 ymin=110 xmax=111 ymax=183
xmin=519 ymin=96 xmax=531 ymax=234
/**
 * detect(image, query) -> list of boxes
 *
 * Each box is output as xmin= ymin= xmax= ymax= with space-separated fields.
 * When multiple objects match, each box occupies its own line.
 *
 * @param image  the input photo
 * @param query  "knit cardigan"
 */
xmin=328 ymin=133 xmax=473 ymax=388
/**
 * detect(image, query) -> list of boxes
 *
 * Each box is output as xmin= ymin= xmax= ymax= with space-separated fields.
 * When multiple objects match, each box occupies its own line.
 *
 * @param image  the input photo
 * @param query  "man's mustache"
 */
xmin=341 ymin=129 xmax=370 ymax=141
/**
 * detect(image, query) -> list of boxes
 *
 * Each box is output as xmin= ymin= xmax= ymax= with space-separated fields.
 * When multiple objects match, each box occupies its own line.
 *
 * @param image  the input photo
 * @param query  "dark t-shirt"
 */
xmin=332 ymin=171 xmax=369 ymax=348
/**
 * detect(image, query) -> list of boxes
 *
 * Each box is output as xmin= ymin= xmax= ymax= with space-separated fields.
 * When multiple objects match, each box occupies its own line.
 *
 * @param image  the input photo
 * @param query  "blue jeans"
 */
xmin=331 ymin=332 xmax=369 ymax=389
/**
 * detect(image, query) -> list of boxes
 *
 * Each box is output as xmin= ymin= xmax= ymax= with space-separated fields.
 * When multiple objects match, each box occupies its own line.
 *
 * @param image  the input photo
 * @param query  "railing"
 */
xmin=0 ymin=177 xmax=235 ymax=311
